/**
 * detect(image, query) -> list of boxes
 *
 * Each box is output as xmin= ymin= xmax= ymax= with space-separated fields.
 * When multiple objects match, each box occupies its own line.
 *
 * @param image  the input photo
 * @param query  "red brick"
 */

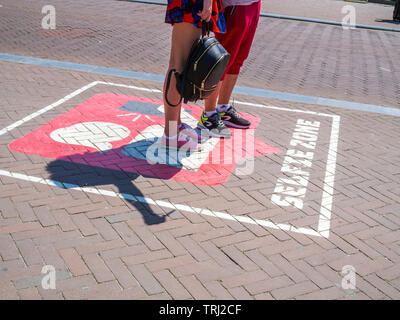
xmin=281 ymin=244 xmax=325 ymax=261
xmin=199 ymin=241 xmax=237 ymax=268
xmin=54 ymin=274 xmax=97 ymax=292
xmin=91 ymin=218 xmax=120 ymax=241
xmin=112 ymin=222 xmax=141 ymax=246
xmin=63 ymin=280 xmax=122 ymax=300
xmin=221 ymin=269 xmax=268 ymax=289
xmin=18 ymin=287 xmax=42 ymax=300
xmin=297 ymin=286 xmax=346 ymax=300
xmin=245 ymin=275 xmax=294 ymax=295
xmin=76 ymin=239 xmax=126 ymax=255
xmin=146 ymin=255 xmax=195 ymax=272
xmin=212 ymin=231 xmax=255 ymax=248
xmin=377 ymin=262 xmax=400 ymax=281
xmin=122 ymin=249 xmax=173 ymax=266
xmin=100 ymin=244 xmax=148 ymax=260
xmin=235 ymin=235 xmax=277 ymax=252
xmin=155 ymin=230 xmax=187 ymax=256
xmin=259 ymin=239 xmax=298 ymax=257
xmin=169 ymin=222 xmax=213 ymax=238
xmin=14 ymin=203 xmax=37 ymax=222
xmin=105 ymin=258 xmax=139 ymax=289
xmin=354 ymin=257 xmax=393 ymax=276
xmin=53 ymin=209 xmax=77 ymax=232
xmin=364 ymin=274 xmax=400 ymax=299
xmin=203 ymin=280 xmax=233 ymax=300
xmin=34 ymin=206 xmax=57 ymax=227
xmin=191 ymin=226 xmax=234 ymax=242
xmin=0 ymin=221 xmax=41 ymax=234
xmin=83 ymin=253 xmax=115 ymax=282
xmin=59 ymin=248 xmax=90 ymax=276
xmin=71 ymin=213 xmax=98 ymax=236
xmin=291 ymin=260 xmax=332 ymax=289
xmin=179 ymin=275 xmax=213 ymax=300
xmin=177 ymin=236 xmax=210 ymax=262
xmin=153 ymin=269 xmax=191 ymax=300
xmin=228 ymin=286 xmax=253 ymax=300
xmin=269 ymin=254 xmax=308 ymax=283
xmin=37 ymin=244 xmax=65 ymax=269
xmin=12 ymin=225 xmax=61 ymax=241
xmin=128 ymin=264 xmax=164 ymax=295
xmin=16 ymin=239 xmax=43 ymax=266
xmin=0 ymin=280 xmax=19 ymax=299
xmin=245 ymin=249 xmax=283 ymax=277
xmin=0 ymin=234 xmax=19 ymax=260
xmin=221 ymin=245 xmax=259 ymax=271
xmin=271 ymin=281 xmax=319 ymax=299
xmin=129 ymin=225 xmax=164 ymax=251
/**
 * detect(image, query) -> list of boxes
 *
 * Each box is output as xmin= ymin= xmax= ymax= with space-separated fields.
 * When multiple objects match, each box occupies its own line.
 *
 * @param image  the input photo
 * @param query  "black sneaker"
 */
xmin=219 ymin=105 xmax=251 ymax=129
xmin=197 ymin=111 xmax=232 ymax=138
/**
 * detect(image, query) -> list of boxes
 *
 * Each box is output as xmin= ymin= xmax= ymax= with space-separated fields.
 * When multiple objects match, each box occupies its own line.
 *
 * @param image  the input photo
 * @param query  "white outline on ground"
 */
xmin=0 ymin=81 xmax=341 ymax=238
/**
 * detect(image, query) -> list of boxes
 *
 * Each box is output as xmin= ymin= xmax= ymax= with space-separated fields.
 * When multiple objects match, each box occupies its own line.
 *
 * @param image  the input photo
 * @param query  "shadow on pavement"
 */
xmin=46 ymin=146 xmax=183 ymax=225
xmin=375 ymin=19 xmax=400 ymax=25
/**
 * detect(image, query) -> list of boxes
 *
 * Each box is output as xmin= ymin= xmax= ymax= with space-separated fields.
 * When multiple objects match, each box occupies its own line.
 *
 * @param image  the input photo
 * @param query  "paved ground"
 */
xmin=0 ymin=0 xmax=400 ymax=300
xmin=262 ymin=0 xmax=400 ymax=30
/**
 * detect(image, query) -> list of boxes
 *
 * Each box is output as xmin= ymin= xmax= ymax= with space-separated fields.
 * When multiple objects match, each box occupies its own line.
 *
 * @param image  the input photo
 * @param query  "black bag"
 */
xmin=394 ymin=0 xmax=400 ymax=21
xmin=165 ymin=21 xmax=230 ymax=106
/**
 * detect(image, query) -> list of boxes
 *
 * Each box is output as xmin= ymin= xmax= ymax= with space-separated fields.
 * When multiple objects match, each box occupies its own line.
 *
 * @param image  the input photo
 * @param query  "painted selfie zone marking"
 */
xmin=235 ymin=100 xmax=340 ymax=238
xmin=1 ymin=82 xmax=340 ymax=237
xmin=272 ymin=119 xmax=321 ymax=210
xmin=8 ymin=93 xmax=279 ymax=186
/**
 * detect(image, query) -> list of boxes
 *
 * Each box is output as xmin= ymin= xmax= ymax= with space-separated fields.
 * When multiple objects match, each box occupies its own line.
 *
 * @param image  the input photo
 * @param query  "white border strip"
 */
xmin=0 ymin=82 xmax=341 ymax=238
xmin=235 ymin=100 xmax=340 ymax=238
xmin=0 ymin=169 xmax=322 ymax=237
xmin=0 ymin=81 xmax=161 ymax=137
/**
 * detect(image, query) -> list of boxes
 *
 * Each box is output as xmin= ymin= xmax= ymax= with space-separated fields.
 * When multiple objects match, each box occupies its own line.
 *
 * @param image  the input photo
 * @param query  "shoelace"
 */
xmin=228 ymin=106 xmax=239 ymax=118
xmin=210 ymin=113 xmax=224 ymax=127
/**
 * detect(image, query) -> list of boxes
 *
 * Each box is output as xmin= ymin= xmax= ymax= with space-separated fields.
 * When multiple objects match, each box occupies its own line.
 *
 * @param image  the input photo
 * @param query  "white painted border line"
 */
xmin=0 ymin=81 xmax=161 ymax=137
xmin=0 ymin=82 xmax=98 ymax=137
xmin=0 ymin=169 xmax=323 ymax=238
xmin=0 ymin=82 xmax=339 ymax=238
xmin=235 ymin=100 xmax=340 ymax=238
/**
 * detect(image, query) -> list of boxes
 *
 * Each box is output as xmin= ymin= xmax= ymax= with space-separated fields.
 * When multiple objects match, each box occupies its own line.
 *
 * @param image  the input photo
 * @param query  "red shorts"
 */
xmin=215 ymin=1 xmax=261 ymax=80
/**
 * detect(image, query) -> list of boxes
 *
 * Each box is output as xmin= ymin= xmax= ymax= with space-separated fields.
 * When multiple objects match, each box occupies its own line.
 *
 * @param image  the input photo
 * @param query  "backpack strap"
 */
xmin=202 ymin=20 xmax=210 ymax=38
xmin=165 ymin=69 xmax=182 ymax=107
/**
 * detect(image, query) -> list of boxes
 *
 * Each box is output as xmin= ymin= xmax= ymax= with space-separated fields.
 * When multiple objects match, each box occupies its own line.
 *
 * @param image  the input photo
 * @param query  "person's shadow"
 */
xmin=375 ymin=19 xmax=400 ymax=25
xmin=46 ymin=142 xmax=186 ymax=225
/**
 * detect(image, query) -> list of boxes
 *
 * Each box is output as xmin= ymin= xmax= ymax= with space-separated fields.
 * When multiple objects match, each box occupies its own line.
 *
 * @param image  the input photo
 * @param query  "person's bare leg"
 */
xmin=217 ymin=73 xmax=251 ymax=129
xmin=204 ymin=81 xmax=222 ymax=112
xmin=163 ymin=23 xmax=201 ymax=136
xmin=217 ymin=73 xmax=239 ymax=105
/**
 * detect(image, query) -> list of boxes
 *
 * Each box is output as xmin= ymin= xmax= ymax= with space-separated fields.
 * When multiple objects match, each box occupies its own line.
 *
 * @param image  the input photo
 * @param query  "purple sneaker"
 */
xmin=178 ymin=123 xmax=201 ymax=141
xmin=160 ymin=135 xmax=200 ymax=151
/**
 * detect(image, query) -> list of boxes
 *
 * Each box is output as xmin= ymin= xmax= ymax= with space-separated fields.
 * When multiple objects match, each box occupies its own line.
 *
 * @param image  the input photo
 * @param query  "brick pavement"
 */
xmin=1 ymin=0 xmax=399 ymax=108
xmin=261 ymin=0 xmax=400 ymax=29
xmin=0 ymin=0 xmax=400 ymax=300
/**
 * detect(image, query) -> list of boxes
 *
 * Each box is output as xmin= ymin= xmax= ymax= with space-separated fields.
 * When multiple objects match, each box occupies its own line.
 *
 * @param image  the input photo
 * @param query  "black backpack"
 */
xmin=165 ymin=22 xmax=230 ymax=106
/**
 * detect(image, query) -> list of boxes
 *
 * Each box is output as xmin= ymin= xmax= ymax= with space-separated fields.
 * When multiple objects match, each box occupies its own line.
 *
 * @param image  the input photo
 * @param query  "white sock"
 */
xmin=205 ymin=110 xmax=217 ymax=117
xmin=163 ymin=133 xmax=178 ymax=140
xmin=217 ymin=104 xmax=229 ymax=112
